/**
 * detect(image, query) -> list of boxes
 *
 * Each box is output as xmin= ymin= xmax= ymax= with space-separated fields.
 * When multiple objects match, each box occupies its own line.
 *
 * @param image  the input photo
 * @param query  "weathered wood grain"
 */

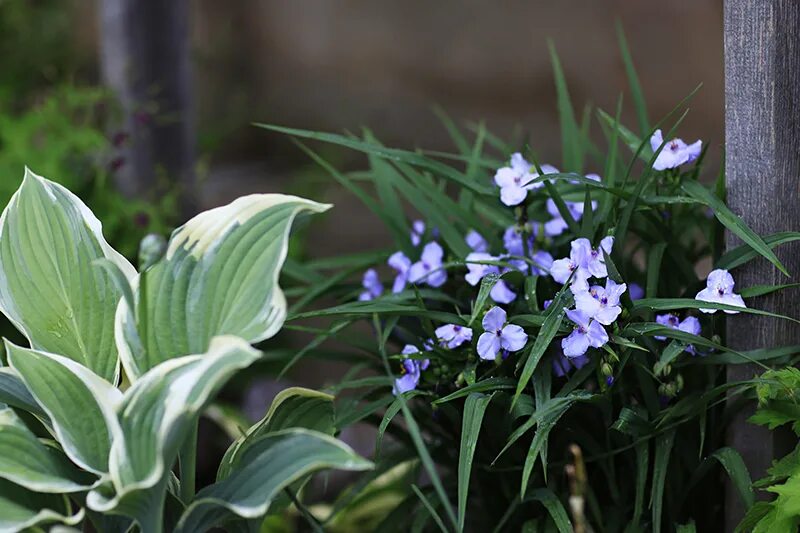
xmin=98 ymin=0 xmax=196 ymax=217
xmin=724 ymin=1 xmax=800 ymax=529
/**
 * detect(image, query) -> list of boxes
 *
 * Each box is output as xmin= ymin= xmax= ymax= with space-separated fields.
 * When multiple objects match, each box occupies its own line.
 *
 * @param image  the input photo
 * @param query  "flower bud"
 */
xmin=601 ymin=363 xmax=614 ymax=377
xmin=138 ymin=233 xmax=167 ymax=270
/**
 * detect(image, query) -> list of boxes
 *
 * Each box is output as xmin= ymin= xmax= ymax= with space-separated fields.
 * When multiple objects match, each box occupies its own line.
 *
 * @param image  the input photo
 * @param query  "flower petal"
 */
xmin=565 ymin=308 xmax=590 ymax=328
xmin=421 ymin=242 xmax=444 ymax=265
xmin=490 ymin=280 xmax=517 ymax=304
xmin=477 ymin=332 xmax=501 ymax=361
xmin=586 ymin=320 xmax=609 ymax=348
xmin=594 ymin=305 xmax=622 ymax=326
xmin=574 ymin=290 xmax=602 ymax=317
xmin=500 ymin=324 xmax=528 ymax=352
xmin=388 ymin=251 xmax=411 ymax=273
xmin=494 ymin=167 xmax=518 ymax=188
xmin=678 ymin=316 xmax=701 ymax=336
xmin=500 ymin=185 xmax=528 ymax=207
xmin=550 ymin=258 xmax=573 ymax=284
xmin=562 ymin=331 xmax=590 ymax=358
xmin=482 ymin=306 xmax=507 ymax=331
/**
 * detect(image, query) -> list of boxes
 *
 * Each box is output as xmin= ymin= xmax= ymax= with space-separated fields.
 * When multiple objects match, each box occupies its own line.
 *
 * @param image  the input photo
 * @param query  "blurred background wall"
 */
xmin=54 ymin=0 xmax=723 ymax=193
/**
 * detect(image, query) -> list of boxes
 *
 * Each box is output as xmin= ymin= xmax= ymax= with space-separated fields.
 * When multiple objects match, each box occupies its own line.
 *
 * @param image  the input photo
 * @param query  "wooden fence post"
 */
xmin=724 ymin=1 xmax=800 ymax=529
xmin=98 ymin=0 xmax=196 ymax=217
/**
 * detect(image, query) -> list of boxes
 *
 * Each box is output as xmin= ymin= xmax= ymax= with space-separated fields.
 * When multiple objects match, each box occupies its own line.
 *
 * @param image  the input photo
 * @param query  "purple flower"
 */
xmin=465 ymin=252 xmax=496 ymax=285
xmin=411 ymin=220 xmax=426 ymax=246
xmin=655 ymin=313 xmax=700 ymax=337
xmin=392 ymin=346 xmax=431 ymax=396
xmin=695 ymin=269 xmax=746 ymax=314
xmin=490 ymin=280 xmax=517 ymax=304
xmin=464 ymin=252 xmax=517 ymax=304
xmin=605 ymin=376 xmax=615 ymax=387
xmin=562 ymin=308 xmax=609 ymax=357
xmin=503 ymin=225 xmax=534 ymax=256
xmin=574 ymin=279 xmax=627 ymax=326
xmin=494 ymin=154 xmax=558 ymax=206
xmin=654 ymin=313 xmax=701 ymax=355
xmin=629 ymin=282 xmax=645 ymax=300
xmin=550 ymin=238 xmax=594 ymax=291
xmin=435 ymin=324 xmax=473 ymax=349
xmin=543 ymin=299 xmax=553 ymax=310
xmin=650 ymin=129 xmax=702 ymax=171
xmin=409 ymin=242 xmax=447 ymax=288
xmin=358 ymin=268 xmax=383 ymax=301
xmin=388 ymin=251 xmax=412 ymax=293
xmin=585 ymin=236 xmax=615 ymax=278
xmin=553 ymin=352 xmax=589 ymax=377
xmin=466 ymin=230 xmax=489 ymax=253
xmin=544 ymin=199 xmax=590 ymax=237
xmin=531 ymin=250 xmax=554 ymax=276
xmin=477 ymin=307 xmax=528 ymax=361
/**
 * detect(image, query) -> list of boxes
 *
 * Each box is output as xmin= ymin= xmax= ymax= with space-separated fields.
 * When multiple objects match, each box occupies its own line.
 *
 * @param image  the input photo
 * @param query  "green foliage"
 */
xmin=0 ymin=84 xmax=175 ymax=258
xmin=265 ymin=40 xmax=800 ymax=532
xmin=0 ymin=173 xmax=369 ymax=531
xmin=738 ymin=368 xmax=800 ymax=532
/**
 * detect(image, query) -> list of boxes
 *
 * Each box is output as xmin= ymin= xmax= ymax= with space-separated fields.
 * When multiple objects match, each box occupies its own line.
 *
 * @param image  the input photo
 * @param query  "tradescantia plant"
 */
xmin=262 ymin=40 xmax=800 ymax=532
xmin=0 ymin=169 xmax=372 ymax=532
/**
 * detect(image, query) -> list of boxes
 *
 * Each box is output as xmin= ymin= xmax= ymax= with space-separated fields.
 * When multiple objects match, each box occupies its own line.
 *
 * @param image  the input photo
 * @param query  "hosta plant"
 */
xmin=0 ymin=169 xmax=372 ymax=532
xmin=263 ymin=41 xmax=800 ymax=532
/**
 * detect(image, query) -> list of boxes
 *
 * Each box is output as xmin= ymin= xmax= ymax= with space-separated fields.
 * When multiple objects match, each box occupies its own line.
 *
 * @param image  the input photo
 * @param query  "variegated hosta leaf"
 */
xmin=176 ymin=429 xmax=374 ymax=532
xmin=218 ymin=387 xmax=335 ymax=480
xmin=86 ymin=336 xmax=261 ymax=527
xmin=116 ymin=194 xmax=330 ymax=379
xmin=0 ymin=406 xmax=94 ymax=493
xmin=0 ymin=169 xmax=136 ymax=383
xmin=5 ymin=341 xmax=122 ymax=475
xmin=0 ymin=479 xmax=84 ymax=532
xmin=0 ymin=367 xmax=45 ymax=419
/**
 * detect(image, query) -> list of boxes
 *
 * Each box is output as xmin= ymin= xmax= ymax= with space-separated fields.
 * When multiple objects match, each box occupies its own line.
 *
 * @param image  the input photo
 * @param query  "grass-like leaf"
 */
xmin=457 ymin=393 xmax=492 ymax=532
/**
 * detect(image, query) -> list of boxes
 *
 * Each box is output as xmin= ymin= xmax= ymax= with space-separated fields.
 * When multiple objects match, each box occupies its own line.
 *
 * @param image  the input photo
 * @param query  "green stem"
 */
xmin=179 ymin=421 xmax=198 ymax=503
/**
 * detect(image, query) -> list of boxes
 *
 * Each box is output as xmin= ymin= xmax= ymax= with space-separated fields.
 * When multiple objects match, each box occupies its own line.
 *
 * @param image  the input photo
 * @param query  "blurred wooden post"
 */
xmin=724 ymin=1 xmax=800 ymax=529
xmin=99 ymin=0 xmax=196 ymax=217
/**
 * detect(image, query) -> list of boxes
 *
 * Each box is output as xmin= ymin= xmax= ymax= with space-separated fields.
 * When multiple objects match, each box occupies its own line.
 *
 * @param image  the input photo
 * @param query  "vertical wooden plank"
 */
xmin=99 ymin=0 xmax=196 ymax=216
xmin=724 ymin=1 xmax=800 ymax=529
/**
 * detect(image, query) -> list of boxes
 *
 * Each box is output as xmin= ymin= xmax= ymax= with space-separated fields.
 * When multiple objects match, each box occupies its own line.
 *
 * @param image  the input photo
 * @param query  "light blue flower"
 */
xmin=408 ymin=242 xmax=447 ymax=287
xmin=435 ymin=323 xmax=473 ymax=349
xmin=550 ymin=238 xmax=593 ymax=290
xmin=411 ymin=220 xmax=426 ymax=246
xmin=574 ymin=279 xmax=627 ymax=325
xmin=531 ymin=250 xmax=554 ymax=276
xmin=561 ymin=308 xmax=608 ymax=357
xmin=388 ymin=251 xmax=412 ymax=293
xmin=695 ymin=269 xmax=746 ymax=314
xmin=358 ymin=268 xmax=383 ymax=301
xmin=650 ymin=129 xmax=702 ymax=171
xmin=477 ymin=307 xmax=528 ymax=361
xmin=464 ymin=252 xmax=517 ymax=304
xmin=466 ymin=230 xmax=489 ymax=253
xmin=629 ymin=282 xmax=645 ymax=300
xmin=503 ymin=225 xmax=534 ymax=256
xmin=392 ymin=345 xmax=431 ymax=396
xmin=494 ymin=153 xmax=558 ymax=206
xmin=553 ymin=352 xmax=589 ymax=377
xmin=655 ymin=313 xmax=702 ymax=355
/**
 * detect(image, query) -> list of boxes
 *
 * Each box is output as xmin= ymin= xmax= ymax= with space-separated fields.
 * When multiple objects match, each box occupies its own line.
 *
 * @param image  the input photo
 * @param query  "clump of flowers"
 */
xmin=281 ymin=55 xmax=796 ymax=530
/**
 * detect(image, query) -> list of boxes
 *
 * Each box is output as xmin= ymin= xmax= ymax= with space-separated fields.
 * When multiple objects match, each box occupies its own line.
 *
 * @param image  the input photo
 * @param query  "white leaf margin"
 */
xmin=5 ymin=341 xmax=123 ymax=475
xmin=115 ymin=194 xmax=330 ymax=380
xmin=0 ymin=168 xmax=136 ymax=383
